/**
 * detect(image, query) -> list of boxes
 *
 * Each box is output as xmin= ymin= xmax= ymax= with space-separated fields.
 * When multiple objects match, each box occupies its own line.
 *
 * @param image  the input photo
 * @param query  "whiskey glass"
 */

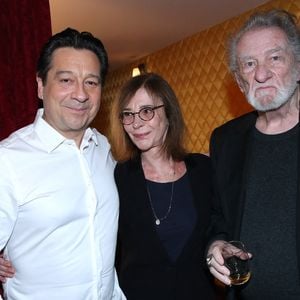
xmin=222 ymin=241 xmax=251 ymax=285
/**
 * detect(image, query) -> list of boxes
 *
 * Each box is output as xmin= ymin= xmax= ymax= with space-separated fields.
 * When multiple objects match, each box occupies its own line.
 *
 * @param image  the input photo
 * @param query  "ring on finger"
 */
xmin=206 ymin=254 xmax=213 ymax=267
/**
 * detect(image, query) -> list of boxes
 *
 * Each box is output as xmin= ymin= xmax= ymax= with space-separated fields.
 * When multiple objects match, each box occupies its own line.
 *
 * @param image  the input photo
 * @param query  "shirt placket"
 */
xmin=76 ymin=144 xmax=100 ymax=299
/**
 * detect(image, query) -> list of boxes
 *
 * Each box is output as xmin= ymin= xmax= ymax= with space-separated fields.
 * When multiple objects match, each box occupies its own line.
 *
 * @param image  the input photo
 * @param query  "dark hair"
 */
xmin=110 ymin=73 xmax=187 ymax=161
xmin=228 ymin=9 xmax=300 ymax=73
xmin=37 ymin=28 xmax=108 ymax=85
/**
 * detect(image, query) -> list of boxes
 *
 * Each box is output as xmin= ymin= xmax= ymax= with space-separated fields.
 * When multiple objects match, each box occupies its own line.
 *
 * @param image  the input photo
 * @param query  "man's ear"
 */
xmin=36 ymin=76 xmax=44 ymax=100
xmin=234 ymin=72 xmax=245 ymax=94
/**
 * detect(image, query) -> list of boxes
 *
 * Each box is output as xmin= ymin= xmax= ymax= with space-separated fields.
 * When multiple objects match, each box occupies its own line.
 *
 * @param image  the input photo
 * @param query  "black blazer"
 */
xmin=209 ymin=111 xmax=300 ymax=298
xmin=209 ymin=111 xmax=258 ymax=241
xmin=114 ymin=153 xmax=216 ymax=300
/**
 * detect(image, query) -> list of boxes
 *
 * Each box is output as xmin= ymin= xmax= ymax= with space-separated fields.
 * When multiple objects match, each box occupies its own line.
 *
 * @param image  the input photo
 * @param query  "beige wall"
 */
xmin=92 ymin=0 xmax=300 ymax=154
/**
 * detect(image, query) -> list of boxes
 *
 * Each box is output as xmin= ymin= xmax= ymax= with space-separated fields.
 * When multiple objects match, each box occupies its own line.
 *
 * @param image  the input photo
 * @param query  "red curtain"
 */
xmin=0 ymin=0 xmax=52 ymax=140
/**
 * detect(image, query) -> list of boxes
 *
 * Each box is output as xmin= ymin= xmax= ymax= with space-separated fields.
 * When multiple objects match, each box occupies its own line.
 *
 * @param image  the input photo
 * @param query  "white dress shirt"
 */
xmin=0 ymin=109 xmax=125 ymax=299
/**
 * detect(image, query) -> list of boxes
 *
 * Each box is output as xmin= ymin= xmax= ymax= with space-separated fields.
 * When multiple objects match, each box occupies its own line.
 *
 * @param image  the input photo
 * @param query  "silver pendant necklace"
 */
xmin=146 ymin=181 xmax=175 ymax=225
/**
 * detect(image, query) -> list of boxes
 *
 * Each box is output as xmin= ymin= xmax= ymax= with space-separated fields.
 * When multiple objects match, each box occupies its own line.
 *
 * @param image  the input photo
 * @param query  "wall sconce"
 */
xmin=132 ymin=63 xmax=146 ymax=77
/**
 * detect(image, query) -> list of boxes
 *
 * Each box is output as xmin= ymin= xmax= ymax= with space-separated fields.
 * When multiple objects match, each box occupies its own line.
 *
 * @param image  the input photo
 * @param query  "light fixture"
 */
xmin=132 ymin=63 xmax=146 ymax=77
xmin=132 ymin=67 xmax=140 ymax=77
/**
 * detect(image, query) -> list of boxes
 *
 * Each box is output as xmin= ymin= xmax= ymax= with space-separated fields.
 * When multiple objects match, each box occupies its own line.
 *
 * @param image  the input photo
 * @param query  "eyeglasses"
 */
xmin=120 ymin=104 xmax=165 ymax=125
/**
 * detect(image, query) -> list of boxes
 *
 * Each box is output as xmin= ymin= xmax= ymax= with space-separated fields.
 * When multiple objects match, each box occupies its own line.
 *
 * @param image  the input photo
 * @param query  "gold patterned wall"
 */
xmin=92 ymin=0 xmax=300 ymax=154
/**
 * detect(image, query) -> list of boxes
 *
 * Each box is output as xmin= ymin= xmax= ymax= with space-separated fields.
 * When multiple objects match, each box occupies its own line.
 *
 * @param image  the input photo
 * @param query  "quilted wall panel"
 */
xmin=92 ymin=0 xmax=300 ymax=154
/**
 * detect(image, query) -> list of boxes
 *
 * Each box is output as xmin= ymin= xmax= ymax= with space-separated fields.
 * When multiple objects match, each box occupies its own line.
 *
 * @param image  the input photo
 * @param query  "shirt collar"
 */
xmin=33 ymin=109 xmax=98 ymax=152
xmin=81 ymin=127 xmax=99 ymax=149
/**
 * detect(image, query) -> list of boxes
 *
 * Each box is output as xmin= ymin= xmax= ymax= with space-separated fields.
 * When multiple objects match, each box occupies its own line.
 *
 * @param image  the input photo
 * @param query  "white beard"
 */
xmin=246 ymin=71 xmax=299 ymax=112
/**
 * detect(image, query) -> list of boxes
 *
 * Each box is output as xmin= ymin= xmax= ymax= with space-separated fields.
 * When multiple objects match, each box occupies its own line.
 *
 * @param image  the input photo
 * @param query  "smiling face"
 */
xmin=235 ymin=27 xmax=300 ymax=111
xmin=37 ymin=47 xmax=102 ymax=145
xmin=122 ymin=87 xmax=168 ymax=153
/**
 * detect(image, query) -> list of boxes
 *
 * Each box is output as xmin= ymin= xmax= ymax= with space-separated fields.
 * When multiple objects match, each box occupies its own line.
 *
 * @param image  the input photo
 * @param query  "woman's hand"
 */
xmin=206 ymin=240 xmax=232 ymax=285
xmin=0 ymin=254 xmax=15 ymax=283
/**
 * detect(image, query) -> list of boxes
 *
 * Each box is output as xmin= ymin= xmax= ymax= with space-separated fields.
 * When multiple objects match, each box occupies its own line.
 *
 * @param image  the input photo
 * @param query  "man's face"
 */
xmin=37 ymin=47 xmax=102 ymax=144
xmin=235 ymin=27 xmax=300 ymax=111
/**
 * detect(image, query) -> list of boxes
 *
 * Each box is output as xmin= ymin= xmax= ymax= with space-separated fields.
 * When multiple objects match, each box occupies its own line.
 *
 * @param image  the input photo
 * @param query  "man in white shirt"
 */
xmin=0 ymin=28 xmax=125 ymax=299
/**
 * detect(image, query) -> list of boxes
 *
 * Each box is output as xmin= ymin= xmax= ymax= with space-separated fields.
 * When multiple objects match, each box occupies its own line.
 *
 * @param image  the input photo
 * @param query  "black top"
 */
xmin=115 ymin=153 xmax=217 ymax=300
xmin=146 ymin=174 xmax=197 ymax=262
xmin=239 ymin=125 xmax=300 ymax=299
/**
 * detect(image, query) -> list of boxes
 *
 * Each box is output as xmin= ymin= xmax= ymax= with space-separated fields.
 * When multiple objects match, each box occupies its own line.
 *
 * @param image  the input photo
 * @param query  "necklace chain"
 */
xmin=146 ymin=181 xmax=175 ymax=226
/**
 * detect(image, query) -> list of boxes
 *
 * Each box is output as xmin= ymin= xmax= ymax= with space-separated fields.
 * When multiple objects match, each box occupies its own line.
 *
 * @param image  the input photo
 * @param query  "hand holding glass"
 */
xmin=222 ymin=241 xmax=251 ymax=285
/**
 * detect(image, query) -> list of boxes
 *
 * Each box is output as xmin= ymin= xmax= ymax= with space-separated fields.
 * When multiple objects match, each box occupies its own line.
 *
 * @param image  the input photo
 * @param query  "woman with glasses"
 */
xmin=110 ymin=73 xmax=217 ymax=299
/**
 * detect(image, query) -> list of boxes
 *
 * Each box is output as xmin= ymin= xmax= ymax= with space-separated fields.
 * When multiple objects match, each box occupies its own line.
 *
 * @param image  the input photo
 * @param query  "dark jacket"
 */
xmin=209 ymin=111 xmax=258 ymax=241
xmin=209 ymin=111 xmax=300 ymax=298
xmin=115 ymin=153 xmax=216 ymax=300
